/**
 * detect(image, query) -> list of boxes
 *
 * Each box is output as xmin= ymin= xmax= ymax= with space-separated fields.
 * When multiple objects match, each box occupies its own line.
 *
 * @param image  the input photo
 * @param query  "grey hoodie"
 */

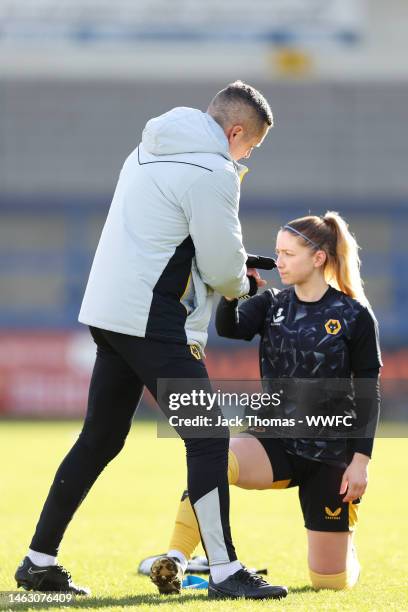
xmin=78 ymin=107 xmax=250 ymax=350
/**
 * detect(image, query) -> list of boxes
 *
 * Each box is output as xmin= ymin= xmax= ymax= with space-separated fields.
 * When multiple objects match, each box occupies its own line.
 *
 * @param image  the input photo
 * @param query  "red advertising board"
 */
xmin=0 ymin=332 xmax=406 ymax=417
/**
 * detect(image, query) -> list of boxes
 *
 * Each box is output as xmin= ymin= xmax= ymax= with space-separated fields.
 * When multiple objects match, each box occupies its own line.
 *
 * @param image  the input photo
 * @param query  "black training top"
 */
xmin=216 ymin=286 xmax=382 ymax=467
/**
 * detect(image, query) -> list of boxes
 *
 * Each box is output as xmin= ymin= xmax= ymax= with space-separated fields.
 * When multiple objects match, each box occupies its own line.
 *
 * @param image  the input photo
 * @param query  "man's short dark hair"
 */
xmin=208 ymin=80 xmax=273 ymax=134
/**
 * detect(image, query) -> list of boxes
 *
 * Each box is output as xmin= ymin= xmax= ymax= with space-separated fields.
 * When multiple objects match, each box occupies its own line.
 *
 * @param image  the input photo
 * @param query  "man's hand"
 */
xmin=340 ymin=452 xmax=370 ymax=502
xmin=223 ymin=268 xmax=266 ymax=302
xmin=247 ymin=268 xmax=267 ymax=289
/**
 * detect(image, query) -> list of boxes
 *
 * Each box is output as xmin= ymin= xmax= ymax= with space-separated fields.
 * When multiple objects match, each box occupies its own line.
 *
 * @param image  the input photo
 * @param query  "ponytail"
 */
xmin=322 ymin=212 xmax=368 ymax=306
xmin=284 ymin=211 xmax=369 ymax=306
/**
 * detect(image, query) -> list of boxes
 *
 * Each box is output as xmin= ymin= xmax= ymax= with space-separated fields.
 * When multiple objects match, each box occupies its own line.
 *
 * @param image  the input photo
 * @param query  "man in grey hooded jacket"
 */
xmin=15 ymin=81 xmax=287 ymax=600
xmin=79 ymin=89 xmax=265 ymax=348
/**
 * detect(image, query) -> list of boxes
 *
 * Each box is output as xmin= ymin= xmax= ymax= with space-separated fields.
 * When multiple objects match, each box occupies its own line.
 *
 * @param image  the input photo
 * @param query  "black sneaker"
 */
xmin=208 ymin=567 xmax=288 ymax=600
xmin=15 ymin=557 xmax=90 ymax=595
xmin=150 ymin=556 xmax=183 ymax=594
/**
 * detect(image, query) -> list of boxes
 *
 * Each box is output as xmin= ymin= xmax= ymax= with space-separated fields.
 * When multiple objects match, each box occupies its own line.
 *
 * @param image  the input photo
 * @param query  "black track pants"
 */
xmin=30 ymin=327 xmax=236 ymax=564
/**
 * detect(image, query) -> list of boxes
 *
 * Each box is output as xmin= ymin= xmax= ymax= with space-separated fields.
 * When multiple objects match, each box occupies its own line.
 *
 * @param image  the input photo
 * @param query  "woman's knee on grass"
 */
xmin=308 ymin=530 xmax=360 ymax=590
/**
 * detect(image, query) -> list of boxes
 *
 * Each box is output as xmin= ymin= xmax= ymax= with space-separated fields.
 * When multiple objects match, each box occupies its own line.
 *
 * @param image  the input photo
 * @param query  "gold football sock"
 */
xmin=168 ymin=449 xmax=239 ymax=559
xmin=309 ymin=555 xmax=360 ymax=590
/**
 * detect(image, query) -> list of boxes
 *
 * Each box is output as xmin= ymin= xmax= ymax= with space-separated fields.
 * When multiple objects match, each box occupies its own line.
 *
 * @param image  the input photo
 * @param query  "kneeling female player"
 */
xmin=149 ymin=211 xmax=382 ymax=595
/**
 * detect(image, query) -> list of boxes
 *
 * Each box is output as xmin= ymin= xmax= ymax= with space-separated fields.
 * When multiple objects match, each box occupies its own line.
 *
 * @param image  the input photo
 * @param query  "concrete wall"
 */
xmin=1 ymin=79 xmax=407 ymax=200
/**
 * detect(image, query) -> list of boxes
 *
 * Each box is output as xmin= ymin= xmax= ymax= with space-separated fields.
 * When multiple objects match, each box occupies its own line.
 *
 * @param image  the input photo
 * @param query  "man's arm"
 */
xmin=181 ymin=169 xmax=250 ymax=298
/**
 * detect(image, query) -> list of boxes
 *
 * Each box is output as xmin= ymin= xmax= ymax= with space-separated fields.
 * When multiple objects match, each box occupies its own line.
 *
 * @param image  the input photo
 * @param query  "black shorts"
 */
xmin=251 ymin=435 xmax=360 ymax=532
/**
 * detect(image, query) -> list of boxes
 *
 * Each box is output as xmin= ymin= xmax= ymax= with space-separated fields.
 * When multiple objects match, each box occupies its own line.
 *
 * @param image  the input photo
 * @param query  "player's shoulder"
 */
xmin=243 ymin=289 xmax=278 ymax=309
xmin=332 ymin=287 xmax=365 ymax=309
xmin=271 ymin=287 xmax=291 ymax=301
xmin=331 ymin=288 xmax=377 ymax=324
xmin=260 ymin=287 xmax=289 ymax=306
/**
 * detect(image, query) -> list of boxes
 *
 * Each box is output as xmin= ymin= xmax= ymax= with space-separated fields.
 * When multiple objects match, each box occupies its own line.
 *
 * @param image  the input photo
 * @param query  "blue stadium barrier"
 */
xmin=0 ymin=196 xmax=407 ymax=348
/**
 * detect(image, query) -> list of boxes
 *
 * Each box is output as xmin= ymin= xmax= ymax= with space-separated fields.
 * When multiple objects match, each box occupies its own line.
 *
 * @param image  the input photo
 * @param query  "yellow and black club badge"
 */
xmin=190 ymin=344 xmax=202 ymax=360
xmin=325 ymin=319 xmax=341 ymax=335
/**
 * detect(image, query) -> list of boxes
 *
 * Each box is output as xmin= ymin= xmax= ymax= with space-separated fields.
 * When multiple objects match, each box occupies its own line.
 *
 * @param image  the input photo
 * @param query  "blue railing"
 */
xmin=0 ymin=196 xmax=407 ymax=348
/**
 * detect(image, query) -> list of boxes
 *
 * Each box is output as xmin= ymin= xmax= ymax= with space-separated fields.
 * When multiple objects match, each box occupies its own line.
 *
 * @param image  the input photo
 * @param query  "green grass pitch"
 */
xmin=1 ymin=421 xmax=407 ymax=611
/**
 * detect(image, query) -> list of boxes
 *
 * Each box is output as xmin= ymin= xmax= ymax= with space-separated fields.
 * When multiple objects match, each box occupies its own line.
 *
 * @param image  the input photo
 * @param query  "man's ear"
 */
xmin=228 ymin=125 xmax=244 ymax=141
xmin=314 ymin=250 xmax=327 ymax=268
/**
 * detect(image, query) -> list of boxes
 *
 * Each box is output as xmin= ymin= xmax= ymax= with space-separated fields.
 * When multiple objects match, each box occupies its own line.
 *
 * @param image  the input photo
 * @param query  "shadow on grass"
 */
xmin=4 ymin=592 xmax=209 ymax=610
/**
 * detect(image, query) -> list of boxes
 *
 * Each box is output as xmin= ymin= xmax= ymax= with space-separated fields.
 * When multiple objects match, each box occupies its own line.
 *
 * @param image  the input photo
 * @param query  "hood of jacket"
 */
xmin=142 ymin=106 xmax=231 ymax=158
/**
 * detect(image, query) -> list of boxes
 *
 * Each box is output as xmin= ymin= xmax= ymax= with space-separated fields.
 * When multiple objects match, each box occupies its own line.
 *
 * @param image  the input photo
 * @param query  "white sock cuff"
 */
xmin=210 ymin=560 xmax=242 ymax=584
xmin=27 ymin=548 xmax=57 ymax=567
xmin=167 ymin=549 xmax=188 ymax=572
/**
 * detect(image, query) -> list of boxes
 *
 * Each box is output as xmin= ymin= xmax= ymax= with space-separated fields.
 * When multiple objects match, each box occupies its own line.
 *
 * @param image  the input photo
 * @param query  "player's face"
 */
xmin=228 ymin=123 xmax=269 ymax=161
xmin=275 ymin=230 xmax=323 ymax=286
